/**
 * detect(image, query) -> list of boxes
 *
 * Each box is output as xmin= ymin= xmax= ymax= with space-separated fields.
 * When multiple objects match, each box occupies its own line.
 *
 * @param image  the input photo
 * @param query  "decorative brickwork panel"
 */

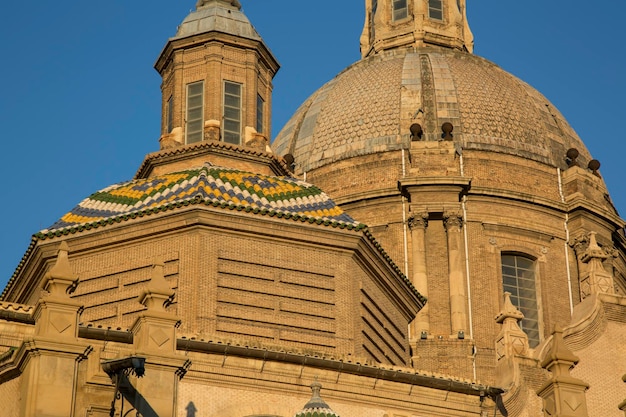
xmin=215 ymin=251 xmax=337 ymax=349
xmin=0 ymin=376 xmax=20 ymax=417
xmin=570 ymin=321 xmax=626 ymax=417
xmin=71 ymin=244 xmax=181 ymax=328
xmin=360 ymin=287 xmax=409 ymax=366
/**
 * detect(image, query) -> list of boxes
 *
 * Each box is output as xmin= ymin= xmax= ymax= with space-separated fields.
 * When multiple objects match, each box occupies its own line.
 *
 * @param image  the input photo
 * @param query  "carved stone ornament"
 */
xmin=408 ymin=212 xmax=429 ymax=230
xmin=570 ymin=233 xmax=590 ymax=258
xmin=495 ymin=292 xmax=529 ymax=360
xmin=579 ymin=232 xmax=615 ymax=298
xmin=443 ymin=211 xmax=464 ymax=230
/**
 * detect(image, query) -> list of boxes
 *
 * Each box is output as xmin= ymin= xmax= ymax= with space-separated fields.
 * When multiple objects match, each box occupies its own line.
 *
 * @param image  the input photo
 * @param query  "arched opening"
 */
xmin=501 ymin=253 xmax=540 ymax=347
xmin=393 ymin=0 xmax=408 ymax=21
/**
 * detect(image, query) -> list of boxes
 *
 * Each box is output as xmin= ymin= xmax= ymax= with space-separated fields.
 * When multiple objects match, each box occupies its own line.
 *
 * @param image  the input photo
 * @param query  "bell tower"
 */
xmin=154 ymin=0 xmax=279 ymax=151
xmin=360 ymin=0 xmax=474 ymax=57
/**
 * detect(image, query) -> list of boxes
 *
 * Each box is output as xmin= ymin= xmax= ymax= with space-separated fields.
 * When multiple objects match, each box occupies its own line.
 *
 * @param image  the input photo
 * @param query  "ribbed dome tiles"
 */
xmin=294 ymin=383 xmax=340 ymax=417
xmin=173 ymin=0 xmax=261 ymax=42
xmin=273 ymin=48 xmax=591 ymax=172
xmin=44 ymin=164 xmax=361 ymax=233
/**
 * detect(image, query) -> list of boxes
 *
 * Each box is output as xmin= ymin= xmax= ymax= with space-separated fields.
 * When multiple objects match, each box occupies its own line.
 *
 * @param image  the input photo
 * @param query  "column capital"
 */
xmin=443 ymin=211 xmax=464 ymax=230
xmin=408 ymin=212 xmax=429 ymax=230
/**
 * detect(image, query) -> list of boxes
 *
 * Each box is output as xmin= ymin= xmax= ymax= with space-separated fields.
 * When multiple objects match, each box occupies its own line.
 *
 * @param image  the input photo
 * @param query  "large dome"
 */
xmin=273 ymin=47 xmax=591 ymax=172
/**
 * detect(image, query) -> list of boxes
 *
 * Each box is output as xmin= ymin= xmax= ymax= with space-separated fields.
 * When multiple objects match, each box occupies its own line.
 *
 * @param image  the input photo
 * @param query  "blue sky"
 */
xmin=0 ymin=1 xmax=624 ymax=289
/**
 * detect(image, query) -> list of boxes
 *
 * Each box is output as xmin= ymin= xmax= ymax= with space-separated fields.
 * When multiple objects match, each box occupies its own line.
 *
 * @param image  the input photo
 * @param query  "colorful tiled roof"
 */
xmin=42 ymin=164 xmax=363 ymax=234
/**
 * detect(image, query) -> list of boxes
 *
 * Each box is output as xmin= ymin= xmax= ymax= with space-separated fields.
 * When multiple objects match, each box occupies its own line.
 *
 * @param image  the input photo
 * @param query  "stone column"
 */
xmin=537 ymin=327 xmax=589 ymax=417
xmin=444 ymin=210 xmax=467 ymax=336
xmin=409 ymin=212 xmax=430 ymax=338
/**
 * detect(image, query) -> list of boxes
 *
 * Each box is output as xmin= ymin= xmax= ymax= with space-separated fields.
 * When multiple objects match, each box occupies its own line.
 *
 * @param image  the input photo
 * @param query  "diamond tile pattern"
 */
xmin=44 ymin=164 xmax=361 ymax=233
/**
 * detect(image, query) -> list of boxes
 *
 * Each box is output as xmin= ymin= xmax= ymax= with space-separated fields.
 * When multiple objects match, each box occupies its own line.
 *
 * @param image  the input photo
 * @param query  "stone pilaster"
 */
xmin=409 ymin=212 xmax=430 ymax=339
xmin=20 ymin=241 xmax=89 ymax=417
xmin=444 ymin=210 xmax=467 ymax=337
xmin=129 ymin=261 xmax=184 ymax=417
xmin=537 ymin=327 xmax=589 ymax=417
xmin=33 ymin=241 xmax=82 ymax=341
xmin=494 ymin=292 xmax=529 ymax=389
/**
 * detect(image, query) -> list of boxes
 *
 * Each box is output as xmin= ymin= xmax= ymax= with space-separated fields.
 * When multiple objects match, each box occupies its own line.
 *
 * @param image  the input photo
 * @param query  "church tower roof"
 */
xmin=173 ymin=0 xmax=262 ymax=42
xmin=152 ymin=0 xmax=281 ymax=177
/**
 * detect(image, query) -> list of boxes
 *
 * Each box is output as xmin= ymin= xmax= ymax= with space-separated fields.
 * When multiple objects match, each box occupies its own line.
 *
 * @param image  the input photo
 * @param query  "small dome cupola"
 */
xmin=293 ymin=382 xmax=340 ymax=417
xmin=360 ymin=0 xmax=474 ymax=57
xmin=154 ymin=0 xmax=279 ymax=154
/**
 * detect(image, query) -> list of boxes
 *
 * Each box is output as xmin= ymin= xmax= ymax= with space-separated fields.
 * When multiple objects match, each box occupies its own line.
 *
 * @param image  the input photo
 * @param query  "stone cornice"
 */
xmin=0 ymin=338 xmax=89 ymax=383
xmin=134 ymin=141 xmax=290 ymax=179
xmin=176 ymin=338 xmax=502 ymax=399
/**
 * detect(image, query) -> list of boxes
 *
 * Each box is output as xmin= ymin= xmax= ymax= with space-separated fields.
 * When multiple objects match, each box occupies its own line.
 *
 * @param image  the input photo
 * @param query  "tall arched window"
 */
xmin=428 ymin=0 xmax=443 ymax=20
xmin=393 ymin=0 xmax=408 ymax=21
xmin=186 ymin=81 xmax=204 ymax=144
xmin=501 ymin=254 xmax=540 ymax=347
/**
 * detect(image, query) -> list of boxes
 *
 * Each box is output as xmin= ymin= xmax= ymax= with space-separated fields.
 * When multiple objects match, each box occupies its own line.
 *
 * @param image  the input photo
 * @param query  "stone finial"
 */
xmin=43 ymin=241 xmax=78 ymax=297
xmin=441 ymin=122 xmax=454 ymax=141
xmin=587 ymin=160 xmax=601 ymax=177
xmin=138 ymin=261 xmax=175 ymax=312
xmin=537 ymin=326 xmax=589 ymax=417
xmin=580 ymin=232 xmax=615 ymax=298
xmin=495 ymin=292 xmax=525 ymax=324
xmin=495 ymin=292 xmax=529 ymax=388
xmin=410 ymin=123 xmax=423 ymax=141
xmin=566 ymin=148 xmax=580 ymax=168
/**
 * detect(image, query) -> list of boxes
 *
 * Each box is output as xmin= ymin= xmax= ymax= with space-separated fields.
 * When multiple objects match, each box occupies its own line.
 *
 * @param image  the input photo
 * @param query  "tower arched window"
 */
xmin=428 ymin=0 xmax=443 ymax=20
xmin=223 ymin=81 xmax=242 ymax=144
xmin=393 ymin=0 xmax=408 ymax=21
xmin=501 ymin=254 xmax=540 ymax=347
xmin=370 ymin=0 xmax=378 ymax=44
xmin=186 ymin=81 xmax=204 ymax=144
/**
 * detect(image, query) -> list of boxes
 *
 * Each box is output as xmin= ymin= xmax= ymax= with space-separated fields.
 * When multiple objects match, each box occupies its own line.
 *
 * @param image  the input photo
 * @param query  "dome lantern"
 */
xmin=153 ymin=0 xmax=280 ymax=170
xmin=360 ymin=0 xmax=474 ymax=57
